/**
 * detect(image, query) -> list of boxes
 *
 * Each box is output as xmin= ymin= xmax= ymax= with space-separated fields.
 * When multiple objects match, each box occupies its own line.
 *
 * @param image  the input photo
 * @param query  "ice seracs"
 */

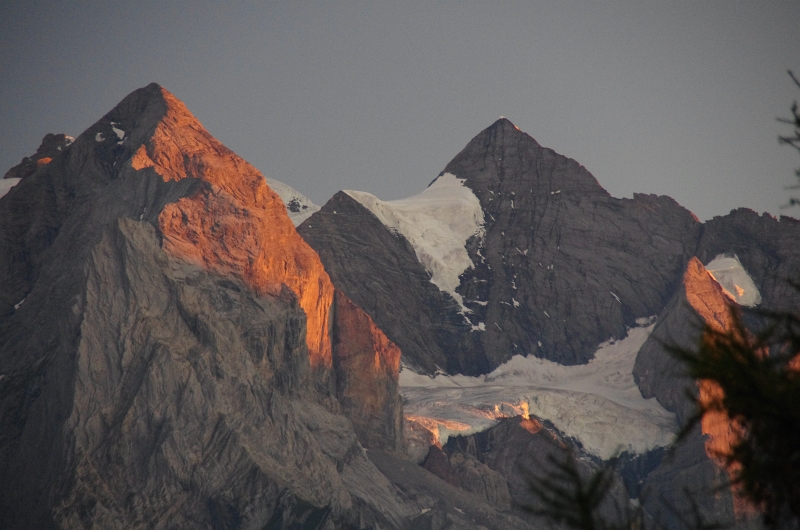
xmin=400 ymin=319 xmax=676 ymax=459
xmin=705 ymin=253 xmax=761 ymax=307
xmin=345 ymin=173 xmax=485 ymax=315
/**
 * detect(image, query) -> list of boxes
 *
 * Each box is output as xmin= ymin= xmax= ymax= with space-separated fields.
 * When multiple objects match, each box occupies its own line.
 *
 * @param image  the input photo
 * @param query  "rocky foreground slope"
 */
xmin=0 ymin=84 xmax=544 ymax=529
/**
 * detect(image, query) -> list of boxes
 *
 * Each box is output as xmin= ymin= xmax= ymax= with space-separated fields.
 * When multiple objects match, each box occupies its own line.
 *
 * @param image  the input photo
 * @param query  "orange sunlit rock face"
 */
xmin=136 ymin=87 xmax=334 ymax=367
xmin=332 ymin=290 xmax=403 ymax=450
xmin=683 ymin=257 xmax=754 ymax=516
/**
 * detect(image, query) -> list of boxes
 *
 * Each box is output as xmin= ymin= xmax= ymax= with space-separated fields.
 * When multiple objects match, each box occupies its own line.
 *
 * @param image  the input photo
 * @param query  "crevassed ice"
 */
xmin=345 ymin=173 xmax=485 ymax=314
xmin=400 ymin=321 xmax=676 ymax=458
xmin=705 ymin=254 xmax=761 ymax=307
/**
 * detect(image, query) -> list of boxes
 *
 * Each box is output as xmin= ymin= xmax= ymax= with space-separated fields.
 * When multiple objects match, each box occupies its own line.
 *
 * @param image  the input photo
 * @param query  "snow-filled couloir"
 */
xmin=345 ymin=173 xmax=485 ymax=314
xmin=400 ymin=319 xmax=677 ymax=460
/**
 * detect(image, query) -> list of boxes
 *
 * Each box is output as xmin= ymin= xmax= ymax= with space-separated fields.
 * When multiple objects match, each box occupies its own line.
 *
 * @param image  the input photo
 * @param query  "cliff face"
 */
xmin=447 ymin=119 xmax=702 ymax=367
xmin=332 ymin=290 xmax=404 ymax=452
xmin=0 ymin=84 xmax=407 ymax=528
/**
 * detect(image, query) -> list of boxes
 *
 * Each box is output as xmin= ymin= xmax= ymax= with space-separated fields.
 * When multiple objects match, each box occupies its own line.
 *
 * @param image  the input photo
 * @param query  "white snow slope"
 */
xmin=345 ymin=173 xmax=484 ymax=314
xmin=401 ymin=319 xmax=676 ymax=459
xmin=705 ymin=254 xmax=762 ymax=307
xmin=0 ymin=179 xmax=21 ymax=199
xmin=266 ymin=177 xmax=320 ymax=226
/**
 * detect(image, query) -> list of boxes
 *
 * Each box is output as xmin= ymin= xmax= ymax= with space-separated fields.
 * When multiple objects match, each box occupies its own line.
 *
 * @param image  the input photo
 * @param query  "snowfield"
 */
xmin=345 ymin=173 xmax=485 ymax=315
xmin=266 ymin=177 xmax=320 ymax=226
xmin=401 ymin=320 xmax=678 ymax=459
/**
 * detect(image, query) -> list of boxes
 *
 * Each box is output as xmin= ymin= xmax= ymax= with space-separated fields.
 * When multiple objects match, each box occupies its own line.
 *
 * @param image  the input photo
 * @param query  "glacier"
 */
xmin=400 ymin=320 xmax=677 ymax=459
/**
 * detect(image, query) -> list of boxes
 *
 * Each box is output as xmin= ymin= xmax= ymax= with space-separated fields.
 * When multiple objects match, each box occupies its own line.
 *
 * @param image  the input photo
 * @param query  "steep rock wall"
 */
xmin=332 ymin=290 xmax=403 ymax=451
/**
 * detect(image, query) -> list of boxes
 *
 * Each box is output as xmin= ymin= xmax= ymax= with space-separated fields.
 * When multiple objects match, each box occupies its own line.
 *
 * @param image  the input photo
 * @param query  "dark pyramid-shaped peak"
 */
xmin=482 ymin=117 xmax=541 ymax=147
xmin=441 ymin=118 xmax=608 ymax=198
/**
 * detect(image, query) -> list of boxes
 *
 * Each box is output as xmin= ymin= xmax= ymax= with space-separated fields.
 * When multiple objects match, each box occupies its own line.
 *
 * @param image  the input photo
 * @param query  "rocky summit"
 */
xmin=1 ymin=86 xmax=799 ymax=530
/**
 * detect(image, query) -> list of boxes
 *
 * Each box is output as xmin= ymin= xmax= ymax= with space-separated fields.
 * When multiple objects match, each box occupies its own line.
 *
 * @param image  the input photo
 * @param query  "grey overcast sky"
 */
xmin=1 ymin=1 xmax=798 ymax=220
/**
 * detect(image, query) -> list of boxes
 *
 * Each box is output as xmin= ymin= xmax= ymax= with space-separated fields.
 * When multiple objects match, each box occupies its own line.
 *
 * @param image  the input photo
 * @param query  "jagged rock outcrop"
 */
xmin=633 ymin=257 xmax=725 ymax=423
xmin=0 ymin=84 xmax=413 ymax=528
xmin=368 ymin=449 xmax=536 ymax=530
xmin=3 ymin=133 xmax=74 ymax=180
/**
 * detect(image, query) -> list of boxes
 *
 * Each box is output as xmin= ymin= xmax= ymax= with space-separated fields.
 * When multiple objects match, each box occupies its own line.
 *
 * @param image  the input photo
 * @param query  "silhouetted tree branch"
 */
xmin=670 ymin=306 xmax=800 ymax=529
xmin=779 ymin=70 xmax=800 ymax=208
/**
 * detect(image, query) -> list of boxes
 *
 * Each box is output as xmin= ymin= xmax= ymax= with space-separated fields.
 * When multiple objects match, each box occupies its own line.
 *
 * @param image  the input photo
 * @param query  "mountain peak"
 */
xmin=479 ymin=117 xmax=540 ymax=149
xmin=442 ymin=117 xmax=607 ymax=198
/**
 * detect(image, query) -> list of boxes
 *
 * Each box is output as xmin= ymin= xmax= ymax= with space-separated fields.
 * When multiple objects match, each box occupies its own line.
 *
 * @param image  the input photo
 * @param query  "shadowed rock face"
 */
xmin=298 ymin=191 xmax=477 ymax=375
xmin=443 ymin=416 xmax=630 ymax=528
xmin=449 ymin=119 xmax=702 ymax=367
xmin=0 ymin=84 xmax=408 ymax=528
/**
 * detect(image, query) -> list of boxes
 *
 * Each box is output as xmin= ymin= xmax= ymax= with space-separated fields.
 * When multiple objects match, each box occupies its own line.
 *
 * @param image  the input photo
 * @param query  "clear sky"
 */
xmin=1 ymin=1 xmax=798 ymax=221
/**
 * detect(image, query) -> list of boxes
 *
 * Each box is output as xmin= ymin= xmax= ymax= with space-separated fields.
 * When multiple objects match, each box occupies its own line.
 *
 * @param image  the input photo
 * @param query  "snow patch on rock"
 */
xmin=400 ymin=321 xmax=676 ymax=458
xmin=265 ymin=178 xmax=320 ymax=226
xmin=705 ymin=254 xmax=761 ymax=307
xmin=345 ymin=173 xmax=485 ymax=314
